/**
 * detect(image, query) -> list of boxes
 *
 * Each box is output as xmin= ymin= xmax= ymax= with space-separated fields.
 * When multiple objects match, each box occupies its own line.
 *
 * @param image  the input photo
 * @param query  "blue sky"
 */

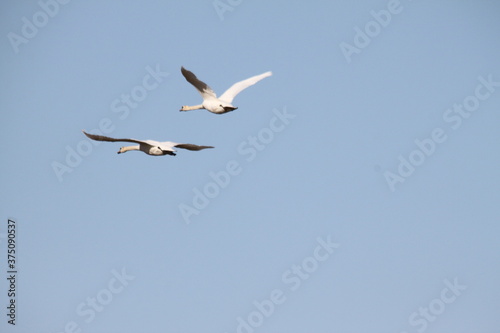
xmin=1 ymin=1 xmax=499 ymax=332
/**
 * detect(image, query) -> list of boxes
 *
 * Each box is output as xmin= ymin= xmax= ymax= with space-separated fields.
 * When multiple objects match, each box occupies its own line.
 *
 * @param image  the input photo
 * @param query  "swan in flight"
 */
xmin=82 ymin=131 xmax=214 ymax=156
xmin=180 ymin=66 xmax=272 ymax=114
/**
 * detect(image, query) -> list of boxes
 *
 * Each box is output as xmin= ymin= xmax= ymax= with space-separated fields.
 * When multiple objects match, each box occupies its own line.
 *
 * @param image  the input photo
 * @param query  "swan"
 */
xmin=82 ymin=131 xmax=213 ymax=156
xmin=180 ymin=67 xmax=272 ymax=114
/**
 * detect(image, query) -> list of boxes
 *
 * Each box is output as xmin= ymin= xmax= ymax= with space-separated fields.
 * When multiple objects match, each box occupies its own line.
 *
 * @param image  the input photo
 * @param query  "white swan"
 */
xmin=180 ymin=67 xmax=272 ymax=114
xmin=82 ymin=131 xmax=213 ymax=156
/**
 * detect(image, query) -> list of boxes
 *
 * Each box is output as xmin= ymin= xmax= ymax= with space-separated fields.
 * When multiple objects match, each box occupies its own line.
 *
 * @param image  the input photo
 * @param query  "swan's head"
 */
xmin=117 ymin=147 xmax=126 ymax=154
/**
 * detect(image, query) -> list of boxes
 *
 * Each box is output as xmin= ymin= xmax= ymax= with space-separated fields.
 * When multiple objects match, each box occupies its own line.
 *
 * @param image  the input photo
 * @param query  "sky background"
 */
xmin=1 ymin=0 xmax=499 ymax=332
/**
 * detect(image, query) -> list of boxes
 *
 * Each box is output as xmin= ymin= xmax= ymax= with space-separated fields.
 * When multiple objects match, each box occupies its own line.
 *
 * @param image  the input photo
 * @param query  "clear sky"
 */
xmin=1 ymin=0 xmax=499 ymax=332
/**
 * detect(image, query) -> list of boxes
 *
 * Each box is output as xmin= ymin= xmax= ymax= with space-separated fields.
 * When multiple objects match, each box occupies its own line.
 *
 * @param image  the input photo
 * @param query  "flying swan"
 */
xmin=180 ymin=67 xmax=272 ymax=114
xmin=82 ymin=131 xmax=214 ymax=156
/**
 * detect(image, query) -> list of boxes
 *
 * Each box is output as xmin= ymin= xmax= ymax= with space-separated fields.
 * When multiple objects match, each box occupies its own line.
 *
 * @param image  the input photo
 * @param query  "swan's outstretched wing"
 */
xmin=82 ymin=130 xmax=146 ymax=145
xmin=174 ymin=143 xmax=214 ymax=151
xmin=181 ymin=67 xmax=216 ymax=99
xmin=219 ymin=71 xmax=272 ymax=103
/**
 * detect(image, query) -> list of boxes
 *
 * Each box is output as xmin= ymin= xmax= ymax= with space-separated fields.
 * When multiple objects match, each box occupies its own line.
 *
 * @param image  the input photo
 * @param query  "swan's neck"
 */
xmin=118 ymin=145 xmax=140 ymax=154
xmin=180 ymin=104 xmax=204 ymax=111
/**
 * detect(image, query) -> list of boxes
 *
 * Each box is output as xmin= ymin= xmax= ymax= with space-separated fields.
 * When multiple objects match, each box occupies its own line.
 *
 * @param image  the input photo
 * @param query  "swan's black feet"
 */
xmin=163 ymin=151 xmax=176 ymax=156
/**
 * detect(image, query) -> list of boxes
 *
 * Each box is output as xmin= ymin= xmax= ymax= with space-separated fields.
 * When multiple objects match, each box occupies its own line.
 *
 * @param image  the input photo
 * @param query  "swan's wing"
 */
xmin=174 ymin=143 xmax=214 ymax=151
xmin=219 ymin=71 xmax=272 ymax=103
xmin=181 ymin=67 xmax=216 ymax=99
xmin=82 ymin=130 xmax=146 ymax=145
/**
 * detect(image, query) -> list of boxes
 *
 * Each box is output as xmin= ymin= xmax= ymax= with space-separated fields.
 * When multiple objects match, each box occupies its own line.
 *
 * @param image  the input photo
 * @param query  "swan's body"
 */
xmin=82 ymin=131 xmax=213 ymax=156
xmin=180 ymin=67 xmax=272 ymax=114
